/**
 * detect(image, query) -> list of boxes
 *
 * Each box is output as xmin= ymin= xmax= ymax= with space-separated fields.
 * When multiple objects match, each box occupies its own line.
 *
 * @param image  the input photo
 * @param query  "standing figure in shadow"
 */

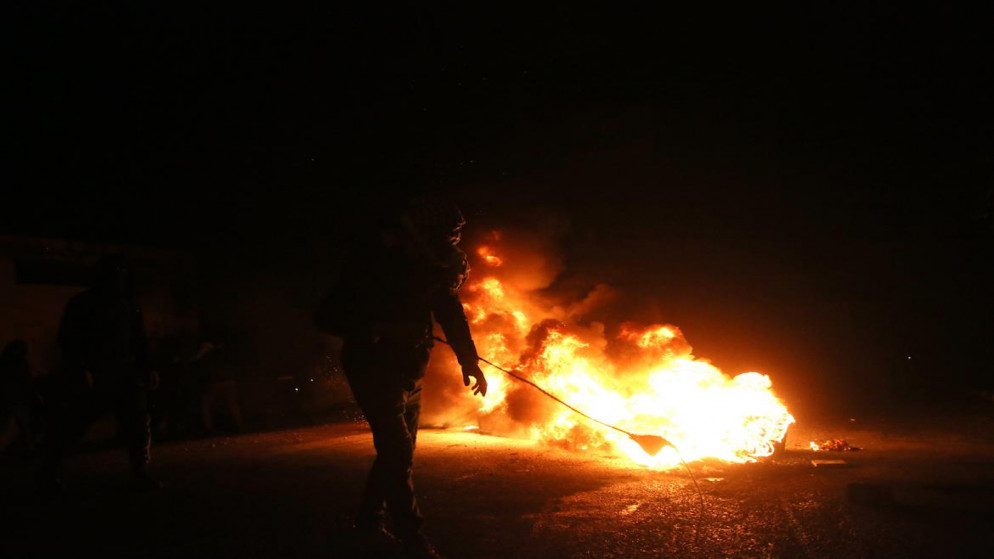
xmin=0 ymin=340 xmax=38 ymax=455
xmin=316 ymin=196 xmax=487 ymax=559
xmin=37 ymin=254 xmax=161 ymax=492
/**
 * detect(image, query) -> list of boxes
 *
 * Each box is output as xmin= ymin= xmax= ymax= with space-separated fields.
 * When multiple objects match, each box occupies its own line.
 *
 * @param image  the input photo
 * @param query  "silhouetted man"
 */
xmin=38 ymin=254 xmax=160 ymax=492
xmin=316 ymin=197 xmax=486 ymax=559
xmin=0 ymin=340 xmax=37 ymax=454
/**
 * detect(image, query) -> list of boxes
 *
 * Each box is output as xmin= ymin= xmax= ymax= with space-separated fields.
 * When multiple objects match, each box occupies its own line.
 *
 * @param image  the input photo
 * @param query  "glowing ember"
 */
xmin=434 ymin=233 xmax=794 ymax=469
xmin=809 ymin=439 xmax=861 ymax=452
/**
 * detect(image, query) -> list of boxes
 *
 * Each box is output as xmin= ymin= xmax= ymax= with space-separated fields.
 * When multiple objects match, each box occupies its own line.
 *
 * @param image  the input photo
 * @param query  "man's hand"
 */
xmin=462 ymin=362 xmax=487 ymax=397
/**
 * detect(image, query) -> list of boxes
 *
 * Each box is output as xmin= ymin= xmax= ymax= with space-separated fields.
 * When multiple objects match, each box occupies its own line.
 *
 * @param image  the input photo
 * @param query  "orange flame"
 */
xmin=620 ymin=324 xmax=677 ymax=348
xmin=434 ymin=233 xmax=794 ymax=469
xmin=476 ymin=246 xmax=504 ymax=267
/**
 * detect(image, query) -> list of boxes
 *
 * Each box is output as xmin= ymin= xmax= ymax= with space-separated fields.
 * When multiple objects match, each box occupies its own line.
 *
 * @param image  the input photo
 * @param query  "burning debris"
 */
xmin=811 ymin=459 xmax=850 ymax=468
xmin=435 ymin=336 xmax=673 ymax=457
xmin=425 ymin=230 xmax=795 ymax=469
xmin=810 ymin=439 xmax=863 ymax=452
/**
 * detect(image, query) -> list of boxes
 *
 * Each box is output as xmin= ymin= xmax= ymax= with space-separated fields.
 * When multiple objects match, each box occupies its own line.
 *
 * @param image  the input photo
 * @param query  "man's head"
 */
xmin=399 ymin=196 xmax=467 ymax=266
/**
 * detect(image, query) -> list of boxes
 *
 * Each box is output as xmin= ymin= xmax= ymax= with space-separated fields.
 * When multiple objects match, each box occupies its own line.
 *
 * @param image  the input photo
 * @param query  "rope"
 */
xmin=434 ymin=336 xmax=637 ymax=439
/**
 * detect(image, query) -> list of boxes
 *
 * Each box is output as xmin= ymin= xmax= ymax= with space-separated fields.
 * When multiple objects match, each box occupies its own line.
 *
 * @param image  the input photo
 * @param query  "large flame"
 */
xmin=433 ymin=233 xmax=794 ymax=469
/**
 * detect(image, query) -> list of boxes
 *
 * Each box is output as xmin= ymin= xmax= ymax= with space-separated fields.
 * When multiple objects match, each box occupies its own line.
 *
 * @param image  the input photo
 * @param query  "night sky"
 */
xmin=8 ymin=4 xmax=993 ymax=415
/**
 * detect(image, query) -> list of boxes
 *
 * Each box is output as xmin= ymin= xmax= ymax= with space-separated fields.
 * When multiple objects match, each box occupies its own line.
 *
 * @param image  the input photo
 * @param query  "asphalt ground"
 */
xmin=1 ymin=416 xmax=992 ymax=558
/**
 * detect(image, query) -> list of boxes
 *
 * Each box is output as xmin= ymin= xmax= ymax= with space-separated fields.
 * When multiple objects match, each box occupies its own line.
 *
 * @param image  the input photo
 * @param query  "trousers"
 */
xmin=342 ymin=339 xmax=430 ymax=539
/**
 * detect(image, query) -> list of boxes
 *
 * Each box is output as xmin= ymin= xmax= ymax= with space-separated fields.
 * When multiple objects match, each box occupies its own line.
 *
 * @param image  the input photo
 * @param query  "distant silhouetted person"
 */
xmin=192 ymin=339 xmax=243 ymax=434
xmin=316 ymin=196 xmax=487 ymax=559
xmin=0 ymin=340 xmax=38 ymax=455
xmin=38 ymin=254 xmax=161 ymax=492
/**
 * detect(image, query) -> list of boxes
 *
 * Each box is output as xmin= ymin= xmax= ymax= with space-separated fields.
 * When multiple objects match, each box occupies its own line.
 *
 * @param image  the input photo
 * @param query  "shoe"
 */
xmin=402 ymin=533 xmax=445 ymax=559
xmin=129 ymin=471 xmax=163 ymax=492
xmin=351 ymin=523 xmax=402 ymax=553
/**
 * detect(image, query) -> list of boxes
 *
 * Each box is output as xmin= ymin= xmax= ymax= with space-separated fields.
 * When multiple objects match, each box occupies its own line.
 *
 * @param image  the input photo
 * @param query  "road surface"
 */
xmin=1 ymin=417 xmax=992 ymax=557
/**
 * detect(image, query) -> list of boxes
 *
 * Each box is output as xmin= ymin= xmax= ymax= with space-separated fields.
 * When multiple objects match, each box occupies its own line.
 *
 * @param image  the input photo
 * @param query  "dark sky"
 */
xmin=7 ymin=3 xmax=994 ymax=413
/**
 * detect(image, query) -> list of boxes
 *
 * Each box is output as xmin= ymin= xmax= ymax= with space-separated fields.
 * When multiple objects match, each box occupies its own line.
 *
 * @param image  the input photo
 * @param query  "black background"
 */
xmin=7 ymin=3 xmax=993 ymax=416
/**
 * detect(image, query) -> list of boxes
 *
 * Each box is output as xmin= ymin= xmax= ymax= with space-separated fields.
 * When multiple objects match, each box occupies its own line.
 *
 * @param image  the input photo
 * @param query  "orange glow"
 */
xmin=620 ymin=323 xmax=677 ymax=348
xmin=437 ymin=232 xmax=794 ymax=470
xmin=476 ymin=246 xmax=504 ymax=267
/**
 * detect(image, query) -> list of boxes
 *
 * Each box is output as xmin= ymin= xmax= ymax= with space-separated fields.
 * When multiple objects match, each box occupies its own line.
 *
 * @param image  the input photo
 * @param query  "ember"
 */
xmin=810 ymin=439 xmax=863 ymax=452
xmin=430 ymin=232 xmax=795 ymax=469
